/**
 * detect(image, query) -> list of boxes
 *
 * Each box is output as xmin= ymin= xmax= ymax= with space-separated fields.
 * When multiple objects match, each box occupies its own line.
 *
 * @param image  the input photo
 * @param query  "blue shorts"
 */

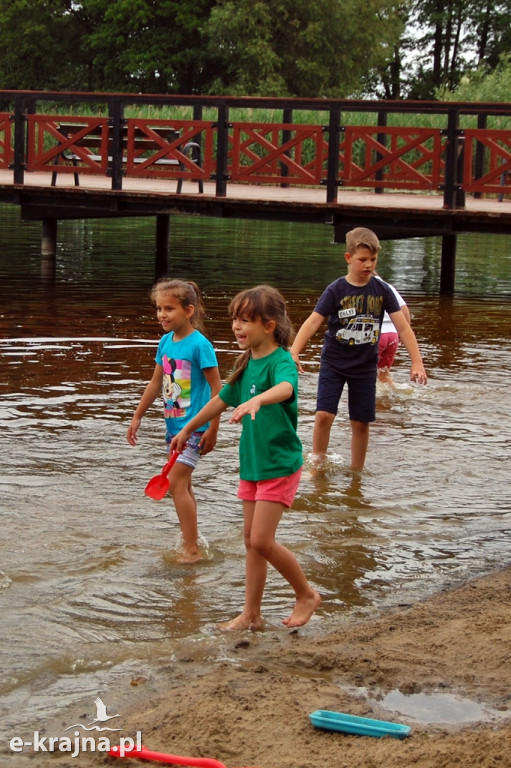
xmin=166 ymin=431 xmax=203 ymax=469
xmin=316 ymin=365 xmax=376 ymax=423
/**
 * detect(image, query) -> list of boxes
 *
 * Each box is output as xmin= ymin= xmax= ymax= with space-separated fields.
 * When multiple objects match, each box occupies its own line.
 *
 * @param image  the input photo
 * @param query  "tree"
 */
xmin=397 ymin=0 xmax=511 ymax=98
xmin=0 ymin=0 xmax=509 ymax=100
xmin=0 ymin=0 xmax=219 ymax=94
xmin=85 ymin=0 xmax=218 ymax=93
xmin=469 ymin=0 xmax=511 ymax=69
xmin=202 ymin=0 xmax=404 ymax=98
xmin=437 ymin=53 xmax=511 ymax=102
xmin=0 ymin=0 xmax=88 ymax=89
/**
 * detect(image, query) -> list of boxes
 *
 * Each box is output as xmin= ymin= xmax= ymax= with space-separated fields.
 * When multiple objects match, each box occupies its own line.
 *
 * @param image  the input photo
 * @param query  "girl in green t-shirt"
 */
xmin=171 ymin=285 xmax=321 ymax=630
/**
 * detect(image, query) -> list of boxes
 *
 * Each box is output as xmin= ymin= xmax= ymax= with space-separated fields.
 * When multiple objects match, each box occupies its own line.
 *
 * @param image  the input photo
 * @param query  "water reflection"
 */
xmin=1 ymin=204 xmax=511 ymax=733
xmin=380 ymin=689 xmax=509 ymax=725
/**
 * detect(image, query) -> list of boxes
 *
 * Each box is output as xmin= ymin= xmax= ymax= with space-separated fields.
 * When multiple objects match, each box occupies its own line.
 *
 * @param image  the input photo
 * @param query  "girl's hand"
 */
xmin=198 ymin=427 xmax=218 ymax=455
xmin=126 ymin=417 xmax=141 ymax=446
xmin=230 ymin=396 xmax=261 ymax=423
xmin=169 ymin=431 xmax=189 ymax=453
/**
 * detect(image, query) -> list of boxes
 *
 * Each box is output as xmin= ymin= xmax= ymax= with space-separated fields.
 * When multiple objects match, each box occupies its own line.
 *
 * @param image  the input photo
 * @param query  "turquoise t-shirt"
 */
xmin=219 ymin=346 xmax=303 ymax=481
xmin=155 ymin=329 xmax=218 ymax=436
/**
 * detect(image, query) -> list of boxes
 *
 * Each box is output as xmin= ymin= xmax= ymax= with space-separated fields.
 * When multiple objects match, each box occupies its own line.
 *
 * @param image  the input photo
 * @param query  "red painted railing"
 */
xmin=340 ymin=126 xmax=446 ymax=190
xmin=27 ymin=116 xmax=109 ymax=174
xmin=22 ymin=114 xmax=511 ymax=197
xmin=24 ymin=116 xmax=452 ymax=191
xmin=0 ymin=113 xmax=12 ymax=169
xmin=463 ymin=128 xmax=511 ymax=196
xmin=2 ymin=91 xmax=511 ymax=203
xmin=228 ymin=123 xmax=327 ymax=185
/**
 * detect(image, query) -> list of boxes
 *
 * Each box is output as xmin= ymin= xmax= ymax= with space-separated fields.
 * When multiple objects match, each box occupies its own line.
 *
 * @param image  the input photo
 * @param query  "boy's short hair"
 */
xmin=346 ymin=227 xmax=381 ymax=255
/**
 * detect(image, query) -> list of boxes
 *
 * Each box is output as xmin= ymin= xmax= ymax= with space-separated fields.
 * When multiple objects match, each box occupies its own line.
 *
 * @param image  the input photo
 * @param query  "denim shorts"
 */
xmin=316 ymin=364 xmax=376 ymax=423
xmin=166 ymin=430 xmax=203 ymax=469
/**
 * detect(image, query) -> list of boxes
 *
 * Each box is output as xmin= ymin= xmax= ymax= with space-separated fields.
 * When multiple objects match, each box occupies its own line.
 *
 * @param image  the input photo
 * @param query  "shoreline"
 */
xmin=13 ymin=565 xmax=510 ymax=768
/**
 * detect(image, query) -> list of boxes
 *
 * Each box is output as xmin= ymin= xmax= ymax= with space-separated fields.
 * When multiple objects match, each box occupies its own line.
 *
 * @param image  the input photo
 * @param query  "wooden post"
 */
xmin=215 ymin=102 xmax=229 ymax=198
xmin=440 ymin=234 xmax=456 ymax=295
xmin=41 ymin=218 xmax=57 ymax=256
xmin=41 ymin=218 xmax=57 ymax=281
xmin=326 ymin=105 xmax=341 ymax=204
xmin=155 ymin=214 xmax=170 ymax=279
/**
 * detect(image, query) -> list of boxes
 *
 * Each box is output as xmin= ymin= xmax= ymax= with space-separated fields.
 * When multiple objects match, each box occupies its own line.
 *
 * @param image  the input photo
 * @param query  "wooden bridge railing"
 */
xmin=1 ymin=90 xmax=511 ymax=207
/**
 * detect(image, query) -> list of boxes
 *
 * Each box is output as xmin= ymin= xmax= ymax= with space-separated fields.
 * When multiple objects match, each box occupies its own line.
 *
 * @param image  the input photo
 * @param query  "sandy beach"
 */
xmin=19 ymin=565 xmax=510 ymax=768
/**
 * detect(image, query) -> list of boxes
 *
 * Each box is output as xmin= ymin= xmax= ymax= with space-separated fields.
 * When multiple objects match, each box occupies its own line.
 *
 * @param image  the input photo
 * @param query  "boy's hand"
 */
xmin=410 ymin=364 xmax=427 ymax=385
xmin=290 ymin=351 xmax=304 ymax=373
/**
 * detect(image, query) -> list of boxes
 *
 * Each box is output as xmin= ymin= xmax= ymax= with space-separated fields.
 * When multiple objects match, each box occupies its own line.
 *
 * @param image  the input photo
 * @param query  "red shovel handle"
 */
xmin=108 ymin=744 xmax=228 ymax=767
xmin=161 ymin=451 xmax=179 ymax=477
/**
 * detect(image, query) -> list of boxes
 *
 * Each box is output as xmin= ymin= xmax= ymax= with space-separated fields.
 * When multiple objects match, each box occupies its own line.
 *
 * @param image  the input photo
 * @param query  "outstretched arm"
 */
xmin=229 ymin=381 xmax=294 ymax=423
xmin=390 ymin=310 xmax=427 ymax=384
xmin=169 ymin=395 xmax=228 ymax=454
xmin=290 ymin=311 xmax=325 ymax=372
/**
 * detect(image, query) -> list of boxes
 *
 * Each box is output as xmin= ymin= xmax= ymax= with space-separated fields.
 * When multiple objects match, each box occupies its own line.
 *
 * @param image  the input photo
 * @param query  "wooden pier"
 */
xmin=1 ymin=90 xmax=511 ymax=293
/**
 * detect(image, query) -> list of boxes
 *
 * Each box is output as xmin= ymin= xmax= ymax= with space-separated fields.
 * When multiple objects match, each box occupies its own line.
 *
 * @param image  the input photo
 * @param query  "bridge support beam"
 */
xmin=40 ymin=219 xmax=57 ymax=281
xmin=155 ymin=214 xmax=170 ymax=279
xmin=440 ymin=234 xmax=457 ymax=295
xmin=41 ymin=218 xmax=57 ymax=256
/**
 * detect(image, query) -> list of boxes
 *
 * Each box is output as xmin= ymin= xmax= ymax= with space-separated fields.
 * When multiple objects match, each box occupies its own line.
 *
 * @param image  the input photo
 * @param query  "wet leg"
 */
xmin=251 ymin=500 xmax=320 ymax=629
xmin=349 ymin=419 xmax=370 ymax=472
xmin=219 ymin=501 xmax=266 ymax=630
xmin=168 ymin=462 xmax=202 ymax=563
xmin=312 ymin=410 xmax=335 ymax=467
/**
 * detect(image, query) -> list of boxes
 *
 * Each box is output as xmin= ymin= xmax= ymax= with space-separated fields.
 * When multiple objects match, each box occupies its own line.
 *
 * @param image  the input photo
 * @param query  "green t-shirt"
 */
xmin=219 ymin=346 xmax=303 ymax=481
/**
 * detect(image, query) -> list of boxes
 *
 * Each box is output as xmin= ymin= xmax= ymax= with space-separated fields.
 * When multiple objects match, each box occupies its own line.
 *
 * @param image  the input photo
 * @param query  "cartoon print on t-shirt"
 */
xmin=335 ymin=294 xmax=381 ymax=346
xmin=336 ymin=315 xmax=380 ymax=346
xmin=162 ymin=355 xmax=191 ymax=418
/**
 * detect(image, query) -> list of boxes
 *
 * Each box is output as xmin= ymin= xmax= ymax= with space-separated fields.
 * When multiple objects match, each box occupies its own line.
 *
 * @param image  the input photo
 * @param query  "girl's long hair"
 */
xmin=227 ymin=285 xmax=294 ymax=384
xmin=150 ymin=278 xmax=205 ymax=331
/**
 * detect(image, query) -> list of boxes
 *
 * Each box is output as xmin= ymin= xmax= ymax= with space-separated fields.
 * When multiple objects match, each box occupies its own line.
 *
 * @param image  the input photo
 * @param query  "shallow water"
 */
xmin=1 ymin=204 xmax=510 ymax=740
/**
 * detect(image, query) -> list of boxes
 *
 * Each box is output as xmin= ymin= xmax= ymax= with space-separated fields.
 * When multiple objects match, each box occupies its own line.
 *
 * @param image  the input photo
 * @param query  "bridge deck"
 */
xmin=1 ymin=170 xmax=511 ymax=240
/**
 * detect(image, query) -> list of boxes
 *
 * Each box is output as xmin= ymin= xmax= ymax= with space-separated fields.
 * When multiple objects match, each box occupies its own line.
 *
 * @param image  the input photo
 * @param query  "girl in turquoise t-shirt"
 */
xmin=171 ymin=285 xmax=321 ymax=630
xmin=127 ymin=279 xmax=221 ymax=564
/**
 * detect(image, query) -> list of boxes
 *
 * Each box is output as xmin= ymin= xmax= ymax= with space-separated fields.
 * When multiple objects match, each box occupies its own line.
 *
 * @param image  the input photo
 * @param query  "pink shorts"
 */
xmin=378 ymin=332 xmax=399 ymax=369
xmin=237 ymin=467 xmax=302 ymax=509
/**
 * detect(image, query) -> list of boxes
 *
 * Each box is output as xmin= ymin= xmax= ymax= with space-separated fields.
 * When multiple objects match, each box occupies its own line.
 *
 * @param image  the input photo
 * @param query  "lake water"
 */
xmin=1 ymin=202 xmax=510 ymax=750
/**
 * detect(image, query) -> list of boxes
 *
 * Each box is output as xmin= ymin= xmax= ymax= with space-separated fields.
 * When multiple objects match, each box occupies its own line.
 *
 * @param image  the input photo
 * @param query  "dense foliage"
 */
xmin=0 ymin=0 xmax=509 ymax=99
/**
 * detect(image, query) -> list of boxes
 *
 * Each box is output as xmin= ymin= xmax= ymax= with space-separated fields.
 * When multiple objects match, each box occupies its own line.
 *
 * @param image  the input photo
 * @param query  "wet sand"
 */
xmin=21 ymin=566 xmax=511 ymax=768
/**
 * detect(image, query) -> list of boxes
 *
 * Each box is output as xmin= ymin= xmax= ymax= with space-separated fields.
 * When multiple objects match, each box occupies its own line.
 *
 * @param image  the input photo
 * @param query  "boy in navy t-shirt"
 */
xmin=290 ymin=227 xmax=427 ymax=472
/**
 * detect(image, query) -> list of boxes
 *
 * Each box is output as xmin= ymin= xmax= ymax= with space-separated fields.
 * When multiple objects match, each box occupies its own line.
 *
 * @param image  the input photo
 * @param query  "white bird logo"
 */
xmin=89 ymin=697 xmax=121 ymax=725
xmin=64 ymin=696 xmax=122 ymax=732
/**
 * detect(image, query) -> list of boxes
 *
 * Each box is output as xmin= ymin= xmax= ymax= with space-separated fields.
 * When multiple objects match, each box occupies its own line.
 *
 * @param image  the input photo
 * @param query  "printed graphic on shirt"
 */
xmin=161 ymin=355 xmax=191 ymax=418
xmin=335 ymin=293 xmax=384 ymax=347
xmin=336 ymin=315 xmax=380 ymax=346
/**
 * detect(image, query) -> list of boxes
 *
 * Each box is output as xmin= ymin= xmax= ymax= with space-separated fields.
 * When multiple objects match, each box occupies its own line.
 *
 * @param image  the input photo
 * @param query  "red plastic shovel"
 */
xmin=108 ymin=744 xmax=258 ymax=768
xmin=144 ymin=452 xmax=179 ymax=500
xmin=109 ymin=745 xmax=228 ymax=766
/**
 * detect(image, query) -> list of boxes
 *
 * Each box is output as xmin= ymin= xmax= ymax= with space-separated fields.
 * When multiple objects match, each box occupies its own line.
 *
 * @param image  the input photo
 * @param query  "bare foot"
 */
xmin=282 ymin=589 xmax=321 ymax=628
xmin=309 ymin=453 xmax=327 ymax=474
xmin=217 ymin=612 xmax=263 ymax=631
xmin=177 ymin=548 xmax=203 ymax=564
xmin=377 ymin=370 xmax=396 ymax=388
